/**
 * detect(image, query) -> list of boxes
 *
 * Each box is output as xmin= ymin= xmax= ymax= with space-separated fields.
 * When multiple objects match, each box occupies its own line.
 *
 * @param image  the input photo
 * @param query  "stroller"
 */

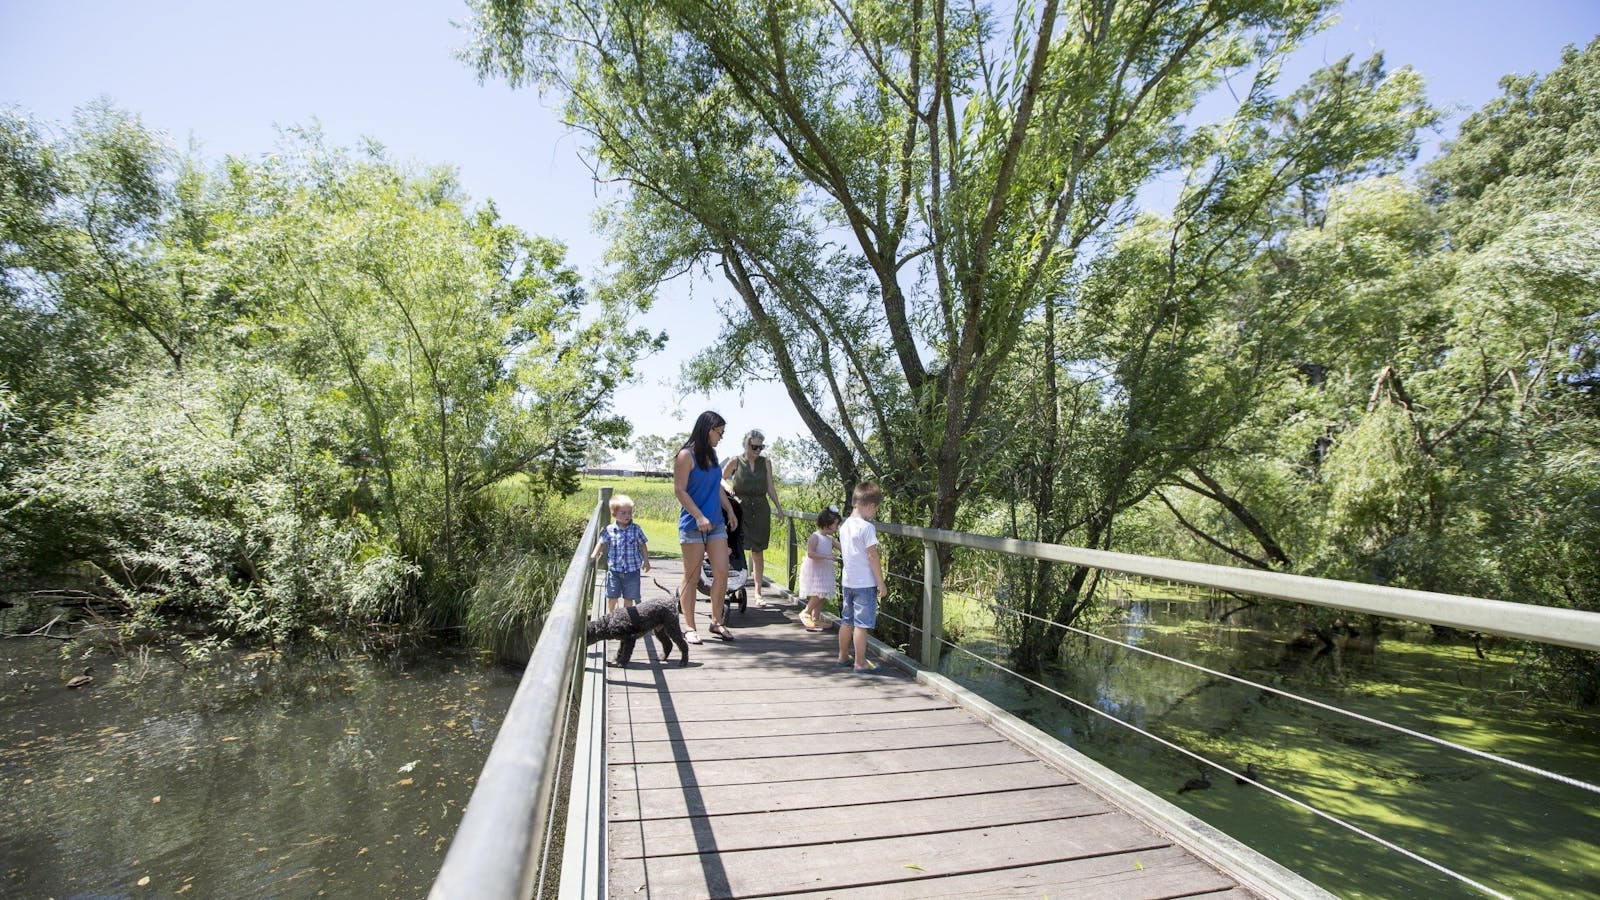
xmin=698 ymin=489 xmax=750 ymax=614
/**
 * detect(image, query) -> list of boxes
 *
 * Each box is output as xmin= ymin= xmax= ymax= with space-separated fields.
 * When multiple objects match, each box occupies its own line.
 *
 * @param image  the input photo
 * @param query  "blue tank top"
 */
xmin=679 ymin=456 xmax=725 ymax=532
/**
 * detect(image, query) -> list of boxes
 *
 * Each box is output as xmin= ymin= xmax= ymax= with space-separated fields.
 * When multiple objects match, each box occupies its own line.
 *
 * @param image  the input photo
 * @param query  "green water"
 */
xmin=0 ymin=636 xmax=519 ymax=898
xmin=937 ymin=591 xmax=1600 ymax=898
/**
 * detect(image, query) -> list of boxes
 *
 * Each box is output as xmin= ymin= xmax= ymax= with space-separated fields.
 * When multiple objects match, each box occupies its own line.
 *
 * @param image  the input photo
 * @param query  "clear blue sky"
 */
xmin=4 ymin=1 xmax=1597 ymax=465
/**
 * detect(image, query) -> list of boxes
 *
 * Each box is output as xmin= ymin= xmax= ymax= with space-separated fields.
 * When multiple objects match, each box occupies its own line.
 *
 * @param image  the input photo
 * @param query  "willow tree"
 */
xmin=468 ymin=0 xmax=1338 ymax=534
xmin=984 ymin=53 xmax=1433 ymax=665
xmin=1143 ymin=38 xmax=1600 ymax=598
xmin=221 ymin=133 xmax=656 ymax=602
xmin=5 ymin=111 xmax=657 ymax=639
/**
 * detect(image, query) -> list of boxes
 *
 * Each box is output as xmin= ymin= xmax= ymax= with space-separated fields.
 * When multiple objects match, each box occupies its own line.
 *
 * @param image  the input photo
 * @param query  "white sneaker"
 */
xmin=685 ymin=630 xmax=702 ymax=644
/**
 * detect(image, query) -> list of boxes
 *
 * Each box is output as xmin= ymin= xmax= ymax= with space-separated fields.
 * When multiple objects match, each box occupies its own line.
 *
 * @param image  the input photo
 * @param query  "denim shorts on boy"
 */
xmin=677 ymin=524 xmax=729 ymax=544
xmin=605 ymin=568 xmax=642 ymax=601
xmin=840 ymin=586 xmax=878 ymax=628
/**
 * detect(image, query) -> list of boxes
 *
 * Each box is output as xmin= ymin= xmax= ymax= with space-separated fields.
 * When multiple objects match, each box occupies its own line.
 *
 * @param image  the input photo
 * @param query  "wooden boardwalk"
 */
xmin=603 ymin=559 xmax=1266 ymax=899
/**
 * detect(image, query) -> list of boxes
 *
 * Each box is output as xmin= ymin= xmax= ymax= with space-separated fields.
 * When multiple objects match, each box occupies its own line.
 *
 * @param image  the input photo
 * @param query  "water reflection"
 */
xmin=0 ymin=638 xmax=518 ymax=898
xmin=941 ymin=587 xmax=1600 ymax=899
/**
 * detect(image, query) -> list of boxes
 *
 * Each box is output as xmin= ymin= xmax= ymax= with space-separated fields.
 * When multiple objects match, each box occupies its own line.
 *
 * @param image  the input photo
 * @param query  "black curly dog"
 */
xmin=585 ymin=597 xmax=689 ymax=667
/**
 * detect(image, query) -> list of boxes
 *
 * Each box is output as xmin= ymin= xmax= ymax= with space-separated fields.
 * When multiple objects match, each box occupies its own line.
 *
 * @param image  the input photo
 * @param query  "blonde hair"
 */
xmin=743 ymin=429 xmax=766 ymax=450
xmin=609 ymin=494 xmax=635 ymax=515
xmin=852 ymin=481 xmax=883 ymax=506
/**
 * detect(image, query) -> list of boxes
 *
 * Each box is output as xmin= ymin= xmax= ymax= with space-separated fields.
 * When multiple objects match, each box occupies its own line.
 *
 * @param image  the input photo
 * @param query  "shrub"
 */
xmin=24 ymin=369 xmax=405 ymax=644
xmin=461 ymin=493 xmax=587 ymax=661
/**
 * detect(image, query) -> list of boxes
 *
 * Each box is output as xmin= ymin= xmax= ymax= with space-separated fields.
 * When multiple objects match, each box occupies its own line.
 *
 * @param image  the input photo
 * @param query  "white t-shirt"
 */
xmin=839 ymin=515 xmax=880 ymax=589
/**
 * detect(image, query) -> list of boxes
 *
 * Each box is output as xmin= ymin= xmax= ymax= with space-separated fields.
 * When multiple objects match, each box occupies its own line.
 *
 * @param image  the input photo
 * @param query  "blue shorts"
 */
xmin=605 ymin=569 xmax=642 ymax=601
xmin=840 ymin=586 xmax=878 ymax=628
xmin=678 ymin=524 xmax=728 ymax=545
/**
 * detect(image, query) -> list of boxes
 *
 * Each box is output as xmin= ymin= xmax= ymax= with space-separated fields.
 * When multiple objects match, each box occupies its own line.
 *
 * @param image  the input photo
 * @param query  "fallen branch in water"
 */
xmin=1 ymin=614 xmax=75 ymax=640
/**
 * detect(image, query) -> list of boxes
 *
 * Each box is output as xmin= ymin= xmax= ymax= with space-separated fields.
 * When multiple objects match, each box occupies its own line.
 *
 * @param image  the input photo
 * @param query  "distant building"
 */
xmin=580 ymin=467 xmax=672 ymax=480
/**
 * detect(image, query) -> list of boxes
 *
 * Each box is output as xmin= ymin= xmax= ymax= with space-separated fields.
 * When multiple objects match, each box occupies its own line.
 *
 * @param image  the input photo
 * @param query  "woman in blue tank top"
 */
xmin=674 ymin=411 xmax=736 ymax=643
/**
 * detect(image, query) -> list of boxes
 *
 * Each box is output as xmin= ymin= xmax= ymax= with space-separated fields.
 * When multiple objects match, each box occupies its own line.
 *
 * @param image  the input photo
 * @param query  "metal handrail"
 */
xmin=786 ymin=513 xmax=1600 ymax=653
xmin=430 ymin=490 xmax=609 ymax=899
xmin=784 ymin=509 xmax=1600 ymax=898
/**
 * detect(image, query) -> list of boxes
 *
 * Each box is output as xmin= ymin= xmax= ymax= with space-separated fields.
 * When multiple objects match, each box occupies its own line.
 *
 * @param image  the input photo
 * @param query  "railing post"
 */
xmin=787 ymin=515 xmax=798 ymax=594
xmin=593 ymin=487 xmax=612 ymax=613
xmin=920 ymin=539 xmax=942 ymax=669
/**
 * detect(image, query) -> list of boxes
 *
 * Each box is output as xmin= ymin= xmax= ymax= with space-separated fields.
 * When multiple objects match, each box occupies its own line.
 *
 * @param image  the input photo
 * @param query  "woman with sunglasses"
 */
xmin=675 ymin=411 xmax=736 ymax=642
xmin=723 ymin=429 xmax=786 ymax=601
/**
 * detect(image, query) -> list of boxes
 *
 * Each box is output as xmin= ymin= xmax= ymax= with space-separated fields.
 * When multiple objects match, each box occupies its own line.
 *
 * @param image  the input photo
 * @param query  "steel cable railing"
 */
xmin=787 ymin=512 xmax=1600 ymax=899
xmin=889 ymin=566 xmax=1510 ymax=890
xmin=989 ymin=597 xmax=1600 ymax=798
xmin=930 ymin=630 xmax=1514 ymax=900
xmin=892 ymin=565 xmax=1581 ymax=809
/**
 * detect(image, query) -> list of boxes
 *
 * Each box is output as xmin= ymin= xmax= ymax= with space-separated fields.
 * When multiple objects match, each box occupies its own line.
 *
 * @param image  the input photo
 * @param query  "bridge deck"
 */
xmin=604 ymin=559 xmax=1260 ymax=898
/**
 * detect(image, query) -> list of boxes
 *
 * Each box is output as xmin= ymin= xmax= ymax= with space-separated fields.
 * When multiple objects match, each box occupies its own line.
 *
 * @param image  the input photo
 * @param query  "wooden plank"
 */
xmin=607 ymin=694 xmax=955 ymax=724
xmin=609 ymin=706 xmax=980 ymax=742
xmin=611 ymin=784 xmax=1112 ymax=858
xmin=611 ymin=741 xmax=1034 ymax=791
xmin=611 ymin=760 xmax=1074 ymax=822
xmin=787 ymin=846 xmax=1242 ymax=899
xmin=611 ymin=683 xmax=936 ymax=710
xmin=623 ymin=663 xmax=858 ymax=684
xmin=611 ymin=673 xmax=923 ymax=694
xmin=614 ymin=721 xmax=1001 ymax=764
xmin=609 ymin=817 xmax=1172 ymax=898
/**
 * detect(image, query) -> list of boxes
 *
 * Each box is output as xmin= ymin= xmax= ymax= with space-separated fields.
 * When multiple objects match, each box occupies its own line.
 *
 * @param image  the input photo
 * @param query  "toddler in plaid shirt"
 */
xmin=591 ymin=494 xmax=651 ymax=611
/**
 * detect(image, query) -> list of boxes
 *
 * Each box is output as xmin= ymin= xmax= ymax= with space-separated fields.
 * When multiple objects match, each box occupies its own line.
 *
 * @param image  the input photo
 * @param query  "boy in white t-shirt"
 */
xmin=837 ymin=482 xmax=887 ymax=673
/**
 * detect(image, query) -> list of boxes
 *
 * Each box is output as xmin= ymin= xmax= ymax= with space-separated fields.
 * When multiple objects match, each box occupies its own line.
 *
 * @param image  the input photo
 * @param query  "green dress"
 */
xmin=729 ymin=455 xmax=773 ymax=552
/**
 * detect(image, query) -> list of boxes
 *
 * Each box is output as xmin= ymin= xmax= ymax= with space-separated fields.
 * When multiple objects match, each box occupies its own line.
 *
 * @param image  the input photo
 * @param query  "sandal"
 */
xmin=710 ymin=623 xmax=734 ymax=640
xmin=685 ymin=630 xmax=702 ymax=644
xmin=853 ymin=661 xmax=883 ymax=674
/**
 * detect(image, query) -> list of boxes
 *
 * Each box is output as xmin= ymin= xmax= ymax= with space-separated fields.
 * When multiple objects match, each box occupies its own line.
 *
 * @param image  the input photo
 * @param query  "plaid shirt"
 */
xmin=601 ymin=522 xmax=648 ymax=573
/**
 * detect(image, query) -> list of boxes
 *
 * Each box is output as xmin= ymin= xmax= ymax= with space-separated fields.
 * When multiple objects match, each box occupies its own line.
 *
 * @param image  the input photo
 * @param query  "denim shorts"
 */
xmin=840 ymin=586 xmax=878 ymax=628
xmin=678 ymin=524 xmax=728 ymax=545
xmin=605 ymin=568 xmax=642 ymax=601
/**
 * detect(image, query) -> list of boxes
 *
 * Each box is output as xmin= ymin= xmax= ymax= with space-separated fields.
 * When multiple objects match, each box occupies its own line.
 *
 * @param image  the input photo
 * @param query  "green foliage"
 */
xmin=462 ymin=502 xmax=586 ymax=662
xmin=974 ymin=50 xmax=1436 ymax=667
xmin=1428 ymin=39 xmax=1600 ymax=250
xmin=26 ymin=368 xmax=414 ymax=643
xmin=1 ymin=106 xmax=658 ymax=648
xmin=1 ymin=106 xmax=155 ymax=549
xmin=1122 ymin=38 xmax=1600 ymax=698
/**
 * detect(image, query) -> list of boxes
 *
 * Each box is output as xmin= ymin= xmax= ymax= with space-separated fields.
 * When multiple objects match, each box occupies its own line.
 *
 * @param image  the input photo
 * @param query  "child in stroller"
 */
xmin=699 ymin=489 xmax=751 ymax=614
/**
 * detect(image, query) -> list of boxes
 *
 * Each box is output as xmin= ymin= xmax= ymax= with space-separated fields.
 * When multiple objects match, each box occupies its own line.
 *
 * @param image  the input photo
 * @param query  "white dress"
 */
xmin=797 ymin=532 xmax=837 ymax=598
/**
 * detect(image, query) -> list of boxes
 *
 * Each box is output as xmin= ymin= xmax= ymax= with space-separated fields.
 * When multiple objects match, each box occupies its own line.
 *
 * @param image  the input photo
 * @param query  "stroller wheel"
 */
xmin=735 ymin=587 xmax=747 ymax=614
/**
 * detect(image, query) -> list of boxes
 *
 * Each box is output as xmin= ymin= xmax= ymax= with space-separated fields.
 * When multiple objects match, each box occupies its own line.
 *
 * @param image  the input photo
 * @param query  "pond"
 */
xmin=937 ymin=586 xmax=1600 ymax=898
xmin=0 ymin=633 xmax=518 ymax=898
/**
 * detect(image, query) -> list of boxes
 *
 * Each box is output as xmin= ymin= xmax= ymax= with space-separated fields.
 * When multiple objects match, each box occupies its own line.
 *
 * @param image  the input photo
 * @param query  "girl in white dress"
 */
xmin=797 ymin=508 xmax=842 ymax=630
